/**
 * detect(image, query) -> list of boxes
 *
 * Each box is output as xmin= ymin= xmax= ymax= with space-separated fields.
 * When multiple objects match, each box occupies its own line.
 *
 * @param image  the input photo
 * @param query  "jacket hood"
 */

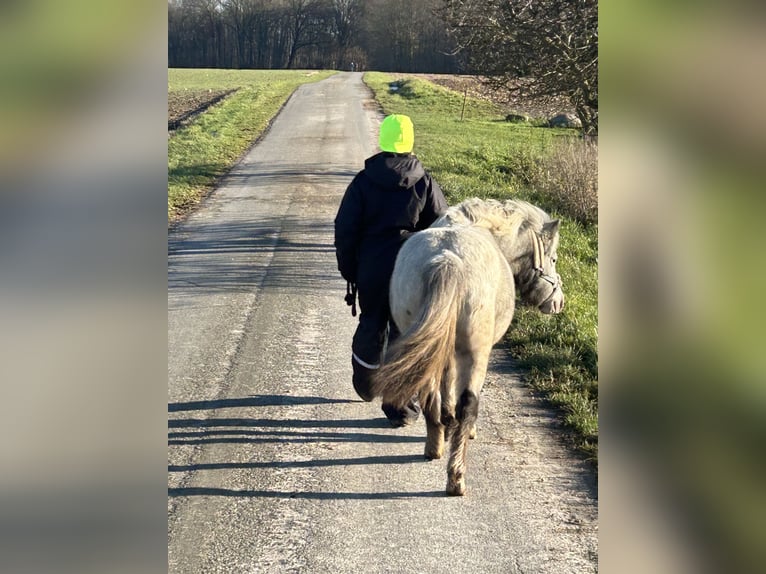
xmin=364 ymin=152 xmax=425 ymax=189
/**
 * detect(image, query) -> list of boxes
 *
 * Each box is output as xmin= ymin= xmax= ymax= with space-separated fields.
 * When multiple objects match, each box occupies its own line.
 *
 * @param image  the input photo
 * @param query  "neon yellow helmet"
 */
xmin=379 ymin=114 xmax=414 ymax=153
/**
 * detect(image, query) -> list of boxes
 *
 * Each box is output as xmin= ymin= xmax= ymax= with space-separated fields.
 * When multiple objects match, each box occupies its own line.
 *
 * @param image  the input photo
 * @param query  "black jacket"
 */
xmin=334 ymin=152 xmax=447 ymax=286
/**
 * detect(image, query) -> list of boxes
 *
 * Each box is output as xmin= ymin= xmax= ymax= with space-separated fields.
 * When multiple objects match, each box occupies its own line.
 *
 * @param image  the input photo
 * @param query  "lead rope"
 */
xmin=345 ymin=281 xmax=358 ymax=317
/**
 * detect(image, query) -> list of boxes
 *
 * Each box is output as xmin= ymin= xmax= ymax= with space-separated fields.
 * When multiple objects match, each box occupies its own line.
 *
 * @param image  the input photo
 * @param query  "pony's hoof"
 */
xmin=469 ymin=425 xmax=477 ymax=440
xmin=424 ymin=447 xmax=443 ymax=460
xmin=446 ymin=478 xmax=466 ymax=496
xmin=382 ymin=401 xmax=420 ymax=427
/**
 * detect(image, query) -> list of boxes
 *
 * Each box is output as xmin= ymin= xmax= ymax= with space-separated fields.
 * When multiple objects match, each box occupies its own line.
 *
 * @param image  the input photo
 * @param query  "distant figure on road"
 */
xmin=334 ymin=114 xmax=448 ymax=427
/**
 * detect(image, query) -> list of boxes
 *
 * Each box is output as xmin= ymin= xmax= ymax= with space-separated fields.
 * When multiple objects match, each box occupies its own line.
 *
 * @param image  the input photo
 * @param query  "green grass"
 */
xmin=168 ymin=69 xmax=335 ymax=221
xmin=365 ymin=72 xmax=598 ymax=459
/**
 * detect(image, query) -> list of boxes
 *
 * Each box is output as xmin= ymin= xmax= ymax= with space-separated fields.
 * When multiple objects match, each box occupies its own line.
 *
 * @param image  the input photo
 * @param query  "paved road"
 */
xmin=168 ymin=72 xmax=597 ymax=573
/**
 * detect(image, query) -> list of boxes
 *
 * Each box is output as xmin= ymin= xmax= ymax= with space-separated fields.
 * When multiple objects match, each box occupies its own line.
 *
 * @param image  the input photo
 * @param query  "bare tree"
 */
xmin=281 ymin=0 xmax=327 ymax=68
xmin=442 ymin=0 xmax=598 ymax=133
xmin=328 ymin=0 xmax=365 ymax=69
xmin=169 ymin=0 xmax=226 ymax=67
xmin=363 ymin=0 xmax=455 ymax=73
xmin=221 ymin=0 xmax=257 ymax=68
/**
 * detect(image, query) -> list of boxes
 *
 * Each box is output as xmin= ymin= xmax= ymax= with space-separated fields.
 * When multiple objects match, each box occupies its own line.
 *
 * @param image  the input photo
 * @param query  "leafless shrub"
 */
xmin=533 ymin=138 xmax=598 ymax=225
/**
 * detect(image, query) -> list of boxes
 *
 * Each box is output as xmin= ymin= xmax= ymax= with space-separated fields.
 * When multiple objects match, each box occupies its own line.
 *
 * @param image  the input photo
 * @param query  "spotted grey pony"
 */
xmin=371 ymin=198 xmax=565 ymax=496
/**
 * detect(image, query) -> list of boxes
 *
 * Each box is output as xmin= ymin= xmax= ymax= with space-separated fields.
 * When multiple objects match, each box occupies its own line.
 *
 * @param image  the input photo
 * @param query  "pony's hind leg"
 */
xmin=446 ymin=387 xmax=479 ymax=496
xmin=422 ymin=389 xmax=445 ymax=460
xmin=439 ymin=377 xmax=458 ymax=445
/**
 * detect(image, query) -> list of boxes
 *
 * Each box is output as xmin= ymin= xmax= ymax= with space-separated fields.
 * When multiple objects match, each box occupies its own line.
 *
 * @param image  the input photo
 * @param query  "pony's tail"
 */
xmin=371 ymin=253 xmax=463 ymax=407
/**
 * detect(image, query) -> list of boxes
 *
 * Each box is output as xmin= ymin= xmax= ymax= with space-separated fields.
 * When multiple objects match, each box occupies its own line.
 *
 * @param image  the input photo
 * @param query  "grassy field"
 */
xmin=168 ymin=69 xmax=335 ymax=221
xmin=364 ymin=72 xmax=598 ymax=459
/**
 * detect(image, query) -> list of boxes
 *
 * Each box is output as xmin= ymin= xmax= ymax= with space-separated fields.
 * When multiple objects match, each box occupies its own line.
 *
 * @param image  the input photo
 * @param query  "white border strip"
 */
xmin=352 ymin=353 xmax=380 ymax=370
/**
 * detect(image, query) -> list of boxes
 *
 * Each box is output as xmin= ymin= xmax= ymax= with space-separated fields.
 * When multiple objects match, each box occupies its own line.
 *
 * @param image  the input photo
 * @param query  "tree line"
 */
xmin=168 ymin=0 xmax=458 ymax=73
xmin=169 ymin=0 xmax=597 ymax=132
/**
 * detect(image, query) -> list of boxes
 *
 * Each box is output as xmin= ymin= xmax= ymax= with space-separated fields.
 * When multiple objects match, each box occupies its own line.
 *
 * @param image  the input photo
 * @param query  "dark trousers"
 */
xmin=351 ymin=278 xmax=399 ymax=369
xmin=350 ymin=274 xmax=419 ymax=425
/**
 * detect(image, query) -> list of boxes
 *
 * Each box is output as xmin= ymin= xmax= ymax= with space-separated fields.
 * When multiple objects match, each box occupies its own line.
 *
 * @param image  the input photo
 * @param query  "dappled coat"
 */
xmin=334 ymin=151 xmax=447 ymax=289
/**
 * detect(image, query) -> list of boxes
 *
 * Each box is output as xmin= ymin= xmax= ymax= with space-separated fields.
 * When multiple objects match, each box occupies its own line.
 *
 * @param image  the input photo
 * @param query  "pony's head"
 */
xmin=481 ymin=200 xmax=564 ymax=314
xmin=516 ymin=219 xmax=565 ymax=314
xmin=433 ymin=198 xmax=565 ymax=314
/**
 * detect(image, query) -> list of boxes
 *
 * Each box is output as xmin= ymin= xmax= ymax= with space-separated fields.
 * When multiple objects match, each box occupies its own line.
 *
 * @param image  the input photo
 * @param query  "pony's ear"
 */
xmin=541 ymin=219 xmax=561 ymax=240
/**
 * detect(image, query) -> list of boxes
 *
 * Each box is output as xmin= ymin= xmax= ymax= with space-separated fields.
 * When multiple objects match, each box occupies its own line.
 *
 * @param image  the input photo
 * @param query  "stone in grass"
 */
xmin=547 ymin=113 xmax=582 ymax=129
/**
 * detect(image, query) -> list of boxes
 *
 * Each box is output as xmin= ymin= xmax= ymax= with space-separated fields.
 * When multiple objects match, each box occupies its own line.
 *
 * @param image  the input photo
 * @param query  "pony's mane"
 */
xmin=434 ymin=198 xmax=549 ymax=236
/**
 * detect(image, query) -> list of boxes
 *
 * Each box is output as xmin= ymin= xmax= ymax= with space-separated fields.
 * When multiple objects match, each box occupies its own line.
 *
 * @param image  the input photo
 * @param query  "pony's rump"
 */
xmin=371 ymin=251 xmax=463 ymax=407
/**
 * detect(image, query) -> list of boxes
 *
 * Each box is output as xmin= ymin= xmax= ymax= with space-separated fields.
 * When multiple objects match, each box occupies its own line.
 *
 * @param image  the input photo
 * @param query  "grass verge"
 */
xmin=364 ymin=72 xmax=598 ymax=459
xmin=168 ymin=69 xmax=335 ymax=222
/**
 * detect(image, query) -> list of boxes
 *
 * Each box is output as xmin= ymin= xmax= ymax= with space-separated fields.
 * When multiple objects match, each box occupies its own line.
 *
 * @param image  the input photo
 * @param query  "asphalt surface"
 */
xmin=168 ymin=72 xmax=597 ymax=573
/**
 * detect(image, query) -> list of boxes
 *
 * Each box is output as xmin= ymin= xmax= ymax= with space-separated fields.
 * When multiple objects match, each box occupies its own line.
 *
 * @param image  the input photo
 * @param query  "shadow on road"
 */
xmin=169 ymin=394 xmax=357 ymax=412
xmin=167 ymin=394 xmax=433 ymax=499
xmin=168 ymin=487 xmax=443 ymax=500
xmin=168 ymin=215 xmax=341 ymax=296
xmin=168 ymin=429 xmax=421 ymax=445
xmin=168 ymin=417 xmax=422 ymax=446
xmin=168 ymin=416 xmax=394 ymax=429
xmin=217 ymin=167 xmax=357 ymax=188
xmin=169 ymin=453 xmax=425 ymax=473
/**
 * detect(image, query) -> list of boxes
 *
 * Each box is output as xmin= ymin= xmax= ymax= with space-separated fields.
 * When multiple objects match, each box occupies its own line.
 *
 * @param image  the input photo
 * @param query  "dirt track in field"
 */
xmin=168 ymin=89 xmax=238 ymax=132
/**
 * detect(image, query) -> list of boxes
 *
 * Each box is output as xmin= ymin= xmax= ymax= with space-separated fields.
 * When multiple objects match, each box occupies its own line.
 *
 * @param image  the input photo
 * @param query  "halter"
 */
xmin=530 ymin=229 xmax=560 ymax=288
